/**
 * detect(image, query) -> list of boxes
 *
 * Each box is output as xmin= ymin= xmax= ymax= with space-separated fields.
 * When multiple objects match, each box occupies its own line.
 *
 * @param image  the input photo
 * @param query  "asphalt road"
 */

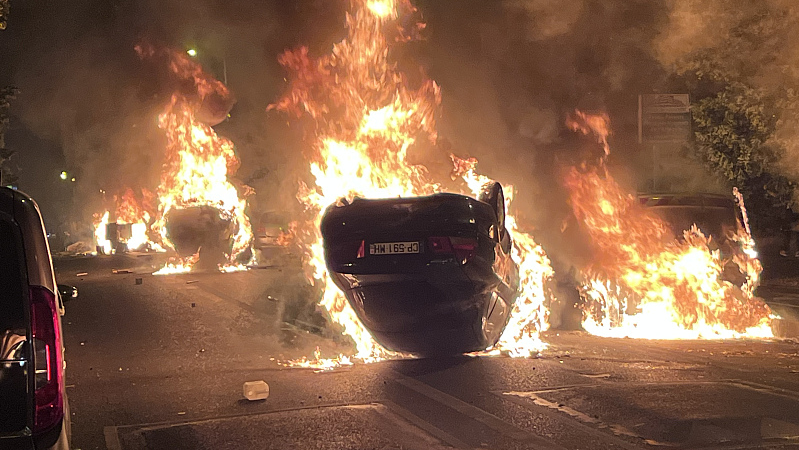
xmin=54 ymin=254 xmax=799 ymax=450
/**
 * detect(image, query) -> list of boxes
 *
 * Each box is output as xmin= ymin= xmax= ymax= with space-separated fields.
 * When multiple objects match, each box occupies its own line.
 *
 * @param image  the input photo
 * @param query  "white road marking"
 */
xmin=103 ymin=426 xmax=122 ymax=450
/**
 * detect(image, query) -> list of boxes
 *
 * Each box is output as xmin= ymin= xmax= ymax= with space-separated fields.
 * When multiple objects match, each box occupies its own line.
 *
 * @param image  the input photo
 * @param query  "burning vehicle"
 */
xmin=322 ymin=182 xmax=519 ymax=356
xmin=639 ymin=192 xmax=753 ymax=284
xmin=90 ymin=46 xmax=254 ymax=273
xmin=93 ymin=189 xmax=156 ymax=255
xmin=640 ymin=193 xmax=743 ymax=248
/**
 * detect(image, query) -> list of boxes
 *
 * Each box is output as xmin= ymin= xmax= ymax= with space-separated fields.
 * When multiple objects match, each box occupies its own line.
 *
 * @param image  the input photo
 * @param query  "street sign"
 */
xmin=638 ymin=94 xmax=692 ymax=143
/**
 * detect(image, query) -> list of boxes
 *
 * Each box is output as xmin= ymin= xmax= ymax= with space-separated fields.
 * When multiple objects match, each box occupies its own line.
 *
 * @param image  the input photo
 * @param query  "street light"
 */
xmin=185 ymin=47 xmax=227 ymax=85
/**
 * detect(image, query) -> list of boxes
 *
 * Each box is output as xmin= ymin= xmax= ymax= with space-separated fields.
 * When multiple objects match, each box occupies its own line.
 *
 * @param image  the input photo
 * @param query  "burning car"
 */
xmin=639 ymin=193 xmax=742 ymax=246
xmin=639 ymin=192 xmax=751 ymax=285
xmin=321 ymin=182 xmax=520 ymax=356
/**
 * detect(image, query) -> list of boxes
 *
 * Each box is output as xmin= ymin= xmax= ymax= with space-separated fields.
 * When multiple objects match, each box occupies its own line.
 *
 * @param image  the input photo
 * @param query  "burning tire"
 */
xmin=165 ymin=206 xmax=233 ymax=269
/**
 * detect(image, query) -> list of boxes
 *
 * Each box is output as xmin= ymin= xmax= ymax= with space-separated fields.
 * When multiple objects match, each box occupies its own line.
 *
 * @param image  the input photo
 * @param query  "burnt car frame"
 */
xmin=321 ymin=182 xmax=520 ymax=356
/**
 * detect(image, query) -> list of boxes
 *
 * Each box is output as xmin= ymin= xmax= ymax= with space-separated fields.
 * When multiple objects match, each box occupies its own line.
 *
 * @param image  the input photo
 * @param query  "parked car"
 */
xmin=321 ymin=182 xmax=520 ymax=356
xmin=1 ymin=187 xmax=74 ymax=450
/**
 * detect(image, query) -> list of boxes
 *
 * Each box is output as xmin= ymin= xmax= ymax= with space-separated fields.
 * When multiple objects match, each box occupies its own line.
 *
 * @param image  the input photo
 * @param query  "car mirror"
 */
xmin=57 ymin=284 xmax=78 ymax=301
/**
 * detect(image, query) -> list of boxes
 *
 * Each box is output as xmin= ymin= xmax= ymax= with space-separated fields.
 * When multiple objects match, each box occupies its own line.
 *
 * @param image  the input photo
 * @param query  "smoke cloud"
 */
xmin=3 ymin=0 xmax=799 ymax=251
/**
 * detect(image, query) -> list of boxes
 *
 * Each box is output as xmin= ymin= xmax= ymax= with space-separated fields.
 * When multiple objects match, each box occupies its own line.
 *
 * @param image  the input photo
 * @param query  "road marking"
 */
xmin=392 ymin=371 xmax=567 ymax=449
xmin=380 ymin=400 xmax=471 ymax=450
xmin=498 ymin=391 xmax=648 ymax=450
xmin=103 ymin=426 xmax=122 ymax=450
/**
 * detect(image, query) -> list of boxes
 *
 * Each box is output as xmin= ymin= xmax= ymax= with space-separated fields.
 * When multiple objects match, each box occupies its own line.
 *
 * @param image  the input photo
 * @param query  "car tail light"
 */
xmin=428 ymin=236 xmax=453 ymax=254
xmin=29 ymin=285 xmax=64 ymax=432
xmin=428 ymin=236 xmax=477 ymax=263
xmin=450 ymin=237 xmax=478 ymax=262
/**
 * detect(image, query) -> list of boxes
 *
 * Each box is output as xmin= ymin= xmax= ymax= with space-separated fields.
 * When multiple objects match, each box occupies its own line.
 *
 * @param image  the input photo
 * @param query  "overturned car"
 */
xmin=321 ymin=182 xmax=520 ymax=356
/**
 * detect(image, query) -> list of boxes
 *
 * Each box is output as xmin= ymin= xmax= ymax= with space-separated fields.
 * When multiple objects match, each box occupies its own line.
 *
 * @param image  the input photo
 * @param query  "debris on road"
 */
xmin=243 ymin=380 xmax=269 ymax=401
xmin=186 ymin=280 xmax=199 ymax=285
xmin=76 ymin=272 xmax=88 ymax=277
xmin=112 ymin=269 xmax=133 ymax=274
xmin=135 ymin=278 xmax=143 ymax=285
xmin=191 ymin=302 xmax=196 ymax=308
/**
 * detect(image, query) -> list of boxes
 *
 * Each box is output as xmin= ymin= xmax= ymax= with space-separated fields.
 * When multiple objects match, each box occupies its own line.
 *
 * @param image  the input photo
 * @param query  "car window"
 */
xmin=0 ymin=219 xmax=26 ymax=341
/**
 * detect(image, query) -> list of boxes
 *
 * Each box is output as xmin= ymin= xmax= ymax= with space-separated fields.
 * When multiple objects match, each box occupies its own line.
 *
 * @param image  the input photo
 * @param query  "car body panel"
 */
xmin=322 ymin=193 xmax=519 ymax=355
xmin=0 ymin=188 xmax=69 ymax=450
xmin=638 ymin=193 xmax=740 ymax=243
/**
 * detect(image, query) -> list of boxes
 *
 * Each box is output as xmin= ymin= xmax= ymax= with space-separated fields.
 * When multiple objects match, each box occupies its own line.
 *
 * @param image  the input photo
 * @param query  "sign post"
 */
xmin=638 ymin=94 xmax=692 ymax=191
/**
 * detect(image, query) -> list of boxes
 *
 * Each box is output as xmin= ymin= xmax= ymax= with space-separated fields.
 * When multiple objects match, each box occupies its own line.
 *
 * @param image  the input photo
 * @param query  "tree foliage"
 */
xmin=667 ymin=2 xmax=799 ymax=233
xmin=0 ymin=0 xmax=8 ymax=30
xmin=0 ymin=86 xmax=18 ymax=185
xmin=691 ymin=82 xmax=795 ymax=231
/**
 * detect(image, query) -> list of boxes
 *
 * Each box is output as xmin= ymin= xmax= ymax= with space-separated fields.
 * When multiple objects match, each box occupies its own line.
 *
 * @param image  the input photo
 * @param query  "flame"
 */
xmin=455 ymin=156 xmax=552 ymax=357
xmin=151 ymin=96 xmax=253 ymax=271
xmin=271 ymin=0 xmax=552 ymax=368
xmin=565 ymin=111 xmax=773 ymax=339
xmin=93 ymin=211 xmax=112 ymax=254
xmin=128 ymin=46 xmax=254 ymax=274
xmin=92 ymin=188 xmax=161 ymax=254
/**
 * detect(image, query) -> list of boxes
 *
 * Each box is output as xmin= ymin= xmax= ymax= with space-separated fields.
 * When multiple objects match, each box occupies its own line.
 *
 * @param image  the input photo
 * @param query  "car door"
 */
xmin=0 ymin=216 xmax=33 ymax=445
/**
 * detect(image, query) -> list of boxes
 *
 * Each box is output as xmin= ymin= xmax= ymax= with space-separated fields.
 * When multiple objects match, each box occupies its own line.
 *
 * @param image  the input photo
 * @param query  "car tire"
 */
xmin=479 ymin=182 xmax=511 ymax=253
xmin=478 ymin=182 xmax=505 ymax=230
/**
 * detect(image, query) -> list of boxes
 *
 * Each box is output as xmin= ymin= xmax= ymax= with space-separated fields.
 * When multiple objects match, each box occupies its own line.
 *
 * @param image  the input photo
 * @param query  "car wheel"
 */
xmin=478 ymin=181 xmax=505 ymax=231
xmin=479 ymin=182 xmax=511 ymax=253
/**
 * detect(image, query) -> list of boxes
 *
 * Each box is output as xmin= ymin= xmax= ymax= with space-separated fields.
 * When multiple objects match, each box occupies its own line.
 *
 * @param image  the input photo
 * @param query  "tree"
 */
xmin=0 ymin=0 xmax=8 ymax=30
xmin=665 ymin=2 xmax=799 ymax=233
xmin=691 ymin=82 xmax=795 ymax=232
xmin=0 ymin=86 xmax=18 ymax=186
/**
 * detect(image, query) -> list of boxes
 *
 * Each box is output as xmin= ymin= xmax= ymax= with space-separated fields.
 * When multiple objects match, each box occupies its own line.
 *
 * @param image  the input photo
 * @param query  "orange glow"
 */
xmin=94 ymin=47 xmax=253 ymax=273
xmin=564 ymin=111 xmax=773 ymax=339
xmin=93 ymin=188 xmax=160 ymax=254
xmin=271 ymin=0 xmax=553 ymax=368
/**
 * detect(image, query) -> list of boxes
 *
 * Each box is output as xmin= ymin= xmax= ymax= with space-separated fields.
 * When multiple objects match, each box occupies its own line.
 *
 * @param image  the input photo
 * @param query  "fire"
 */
xmin=104 ymin=45 xmax=251 ymax=275
xmin=271 ymin=0 xmax=553 ymax=368
xmin=454 ymin=157 xmax=552 ymax=357
xmin=565 ymin=112 xmax=773 ymax=339
xmin=93 ymin=47 xmax=253 ymax=273
xmin=93 ymin=188 xmax=159 ymax=254
xmin=151 ymin=96 xmax=253 ymax=274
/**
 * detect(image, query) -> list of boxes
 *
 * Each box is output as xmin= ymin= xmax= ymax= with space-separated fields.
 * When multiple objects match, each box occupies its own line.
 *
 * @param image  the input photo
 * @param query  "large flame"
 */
xmin=131 ymin=45 xmax=254 ymax=274
xmin=272 ymin=0 xmax=553 ymax=368
xmin=151 ymin=96 xmax=253 ymax=274
xmin=93 ymin=188 xmax=159 ymax=254
xmin=564 ymin=112 xmax=773 ymax=339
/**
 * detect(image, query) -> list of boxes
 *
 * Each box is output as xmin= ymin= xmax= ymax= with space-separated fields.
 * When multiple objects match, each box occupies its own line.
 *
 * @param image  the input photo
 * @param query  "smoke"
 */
xmin=7 ymin=0 xmax=799 ymax=248
xmin=651 ymin=1 xmax=799 ymax=200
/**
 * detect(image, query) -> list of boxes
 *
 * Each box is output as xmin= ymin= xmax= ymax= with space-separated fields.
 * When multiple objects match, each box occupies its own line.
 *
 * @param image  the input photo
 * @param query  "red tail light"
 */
xmin=428 ymin=236 xmax=477 ymax=263
xmin=29 ymin=285 xmax=64 ymax=432
xmin=356 ymin=240 xmax=365 ymax=259
xmin=428 ymin=236 xmax=453 ymax=254
xmin=450 ymin=237 xmax=478 ymax=262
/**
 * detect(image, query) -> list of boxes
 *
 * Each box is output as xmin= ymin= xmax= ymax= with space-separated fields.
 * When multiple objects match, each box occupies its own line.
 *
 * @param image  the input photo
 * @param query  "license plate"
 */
xmin=369 ymin=241 xmax=421 ymax=255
